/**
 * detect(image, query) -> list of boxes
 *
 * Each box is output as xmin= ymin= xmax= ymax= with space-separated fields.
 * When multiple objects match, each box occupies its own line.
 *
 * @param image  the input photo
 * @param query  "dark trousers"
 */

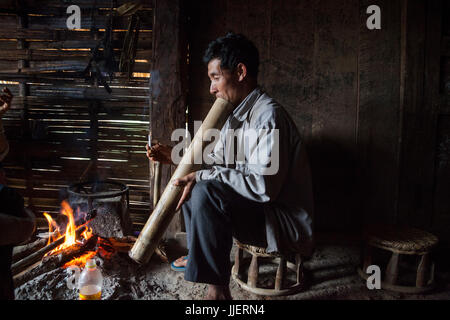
xmin=182 ymin=180 xmax=267 ymax=286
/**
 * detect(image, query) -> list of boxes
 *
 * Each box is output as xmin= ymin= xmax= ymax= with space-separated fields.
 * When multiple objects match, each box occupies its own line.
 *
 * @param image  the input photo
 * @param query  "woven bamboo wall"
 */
xmin=0 ymin=0 xmax=153 ymax=232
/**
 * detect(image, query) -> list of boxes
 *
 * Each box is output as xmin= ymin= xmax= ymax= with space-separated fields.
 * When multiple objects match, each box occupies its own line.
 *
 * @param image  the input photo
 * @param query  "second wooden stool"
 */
xmin=231 ymin=240 xmax=305 ymax=296
xmin=358 ymin=224 xmax=438 ymax=293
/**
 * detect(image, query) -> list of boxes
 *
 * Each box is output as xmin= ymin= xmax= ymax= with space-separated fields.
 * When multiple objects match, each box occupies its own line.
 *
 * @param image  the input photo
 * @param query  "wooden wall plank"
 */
xmin=432 ymin=116 xmax=450 ymax=240
xmin=357 ymin=0 xmax=402 ymax=226
xmin=309 ymin=0 xmax=360 ymax=231
xmin=262 ymin=0 xmax=314 ymax=142
xmin=0 ymin=29 xmax=152 ymax=43
xmin=148 ymin=0 xmax=188 ymax=239
xmin=0 ymin=0 xmax=150 ymax=9
xmin=422 ymin=0 xmax=443 ymax=231
xmin=0 ymin=48 xmax=151 ymax=61
xmin=398 ymin=0 xmax=442 ymax=229
xmin=186 ymin=0 xmax=227 ymax=125
xmin=187 ymin=0 xmax=360 ymax=233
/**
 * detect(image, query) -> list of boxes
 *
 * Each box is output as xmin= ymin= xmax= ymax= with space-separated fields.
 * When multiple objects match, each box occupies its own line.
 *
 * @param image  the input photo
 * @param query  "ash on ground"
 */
xmin=14 ymin=248 xmax=198 ymax=300
xmin=14 ymin=243 xmax=450 ymax=300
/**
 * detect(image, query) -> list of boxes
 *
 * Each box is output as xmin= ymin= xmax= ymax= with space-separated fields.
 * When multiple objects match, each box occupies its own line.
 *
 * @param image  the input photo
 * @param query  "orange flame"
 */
xmin=62 ymin=251 xmax=97 ymax=269
xmin=43 ymin=201 xmax=120 ymax=269
xmin=81 ymin=227 xmax=93 ymax=240
xmin=43 ymin=212 xmax=53 ymax=246
xmin=43 ymin=212 xmax=62 ymax=245
xmin=61 ymin=200 xmax=76 ymax=248
xmin=44 ymin=201 xmax=93 ymax=257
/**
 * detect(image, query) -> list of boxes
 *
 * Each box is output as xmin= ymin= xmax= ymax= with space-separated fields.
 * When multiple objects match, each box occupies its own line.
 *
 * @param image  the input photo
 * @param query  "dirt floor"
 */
xmin=14 ymin=236 xmax=450 ymax=300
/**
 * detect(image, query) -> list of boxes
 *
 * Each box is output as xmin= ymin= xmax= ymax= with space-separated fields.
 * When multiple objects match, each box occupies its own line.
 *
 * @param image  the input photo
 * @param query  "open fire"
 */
xmin=42 ymin=200 xmax=98 ymax=268
xmin=12 ymin=191 xmax=140 ymax=291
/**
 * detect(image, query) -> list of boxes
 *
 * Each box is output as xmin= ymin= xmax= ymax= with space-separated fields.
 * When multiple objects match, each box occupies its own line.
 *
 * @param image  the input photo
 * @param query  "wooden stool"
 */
xmin=231 ymin=240 xmax=305 ymax=296
xmin=358 ymin=224 xmax=439 ymax=293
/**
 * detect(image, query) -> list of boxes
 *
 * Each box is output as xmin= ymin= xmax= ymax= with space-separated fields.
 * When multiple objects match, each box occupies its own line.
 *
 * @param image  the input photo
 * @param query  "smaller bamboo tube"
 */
xmin=129 ymin=98 xmax=234 ymax=264
xmin=153 ymin=161 xmax=162 ymax=208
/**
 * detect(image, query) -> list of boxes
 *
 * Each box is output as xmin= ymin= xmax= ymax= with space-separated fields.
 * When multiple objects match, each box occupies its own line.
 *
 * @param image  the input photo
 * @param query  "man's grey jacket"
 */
xmin=196 ymin=87 xmax=314 ymax=256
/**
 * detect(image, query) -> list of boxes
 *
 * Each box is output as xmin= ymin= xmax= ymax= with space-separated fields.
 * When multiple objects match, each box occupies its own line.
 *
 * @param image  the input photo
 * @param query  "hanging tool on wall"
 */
xmin=117 ymin=1 xmax=144 ymax=16
xmin=84 ymin=1 xmax=145 ymax=90
xmin=83 ymin=1 xmax=118 ymax=94
xmin=118 ymin=1 xmax=144 ymax=80
xmin=119 ymin=13 xmax=141 ymax=80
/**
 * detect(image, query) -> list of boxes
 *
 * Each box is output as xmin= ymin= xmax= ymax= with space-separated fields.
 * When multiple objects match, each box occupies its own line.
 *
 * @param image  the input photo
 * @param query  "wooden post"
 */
xmin=416 ymin=253 xmax=430 ymax=287
xmin=295 ymin=254 xmax=303 ymax=285
xmin=247 ymin=254 xmax=258 ymax=288
xmin=147 ymin=0 xmax=189 ymax=238
xmin=129 ymin=98 xmax=234 ymax=264
xmin=233 ymin=246 xmax=243 ymax=276
xmin=275 ymin=257 xmax=286 ymax=290
xmin=385 ymin=252 xmax=400 ymax=285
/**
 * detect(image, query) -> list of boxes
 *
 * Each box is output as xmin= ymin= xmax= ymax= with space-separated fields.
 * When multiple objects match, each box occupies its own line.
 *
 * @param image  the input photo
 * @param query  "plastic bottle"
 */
xmin=78 ymin=259 xmax=103 ymax=300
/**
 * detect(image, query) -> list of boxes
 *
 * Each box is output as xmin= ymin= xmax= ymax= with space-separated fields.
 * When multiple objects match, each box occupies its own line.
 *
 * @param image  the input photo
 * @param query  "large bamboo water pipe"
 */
xmin=129 ymin=97 xmax=234 ymax=264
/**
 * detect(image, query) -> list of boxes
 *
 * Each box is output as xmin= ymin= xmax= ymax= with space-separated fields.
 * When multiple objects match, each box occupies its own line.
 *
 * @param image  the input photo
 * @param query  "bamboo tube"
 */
xmin=129 ymin=97 xmax=234 ymax=264
xmin=153 ymin=161 xmax=162 ymax=208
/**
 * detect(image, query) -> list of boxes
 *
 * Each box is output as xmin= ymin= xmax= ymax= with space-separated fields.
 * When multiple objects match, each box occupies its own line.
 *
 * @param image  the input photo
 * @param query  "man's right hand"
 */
xmin=173 ymin=172 xmax=197 ymax=211
xmin=146 ymin=143 xmax=173 ymax=165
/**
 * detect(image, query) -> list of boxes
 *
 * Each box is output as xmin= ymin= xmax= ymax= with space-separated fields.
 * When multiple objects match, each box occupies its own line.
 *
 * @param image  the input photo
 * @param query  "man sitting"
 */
xmin=147 ymin=33 xmax=314 ymax=300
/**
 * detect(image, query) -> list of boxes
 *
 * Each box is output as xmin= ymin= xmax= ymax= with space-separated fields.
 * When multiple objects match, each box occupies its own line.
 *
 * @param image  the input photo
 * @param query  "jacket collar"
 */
xmin=231 ymin=86 xmax=264 ymax=121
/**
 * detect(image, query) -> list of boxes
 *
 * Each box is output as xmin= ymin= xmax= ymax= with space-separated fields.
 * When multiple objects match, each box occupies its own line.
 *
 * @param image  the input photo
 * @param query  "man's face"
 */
xmin=207 ymin=58 xmax=241 ymax=106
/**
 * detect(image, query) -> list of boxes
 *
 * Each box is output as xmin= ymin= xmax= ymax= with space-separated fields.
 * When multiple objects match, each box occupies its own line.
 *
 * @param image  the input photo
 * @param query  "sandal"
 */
xmin=170 ymin=255 xmax=188 ymax=272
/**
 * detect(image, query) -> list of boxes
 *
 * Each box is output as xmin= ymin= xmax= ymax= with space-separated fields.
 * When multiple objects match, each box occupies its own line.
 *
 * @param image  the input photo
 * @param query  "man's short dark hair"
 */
xmin=203 ymin=32 xmax=260 ymax=78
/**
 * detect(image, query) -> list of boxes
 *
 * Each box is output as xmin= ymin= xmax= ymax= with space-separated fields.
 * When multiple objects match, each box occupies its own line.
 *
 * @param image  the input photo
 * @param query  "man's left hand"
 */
xmin=173 ymin=172 xmax=197 ymax=211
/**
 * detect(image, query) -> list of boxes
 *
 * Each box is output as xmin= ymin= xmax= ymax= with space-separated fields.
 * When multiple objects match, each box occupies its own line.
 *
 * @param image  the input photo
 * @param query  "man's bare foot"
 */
xmin=172 ymin=255 xmax=188 ymax=268
xmin=204 ymin=285 xmax=233 ymax=300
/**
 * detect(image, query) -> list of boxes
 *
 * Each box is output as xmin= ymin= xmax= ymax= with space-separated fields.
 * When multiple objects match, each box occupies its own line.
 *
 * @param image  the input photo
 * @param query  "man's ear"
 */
xmin=236 ymin=63 xmax=247 ymax=82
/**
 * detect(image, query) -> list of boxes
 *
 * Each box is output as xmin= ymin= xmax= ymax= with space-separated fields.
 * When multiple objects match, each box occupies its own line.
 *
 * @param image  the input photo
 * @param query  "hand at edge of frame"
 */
xmin=146 ymin=142 xmax=173 ymax=165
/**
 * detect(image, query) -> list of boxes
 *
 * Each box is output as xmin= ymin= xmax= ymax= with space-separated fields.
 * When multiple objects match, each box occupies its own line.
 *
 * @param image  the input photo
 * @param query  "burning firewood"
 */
xmin=101 ymin=236 xmax=136 ymax=253
xmin=12 ymin=238 xmax=48 ymax=264
xmin=42 ymin=235 xmax=98 ymax=266
xmin=13 ymin=235 xmax=97 ymax=288
xmin=11 ymin=225 xmax=87 ymax=276
xmin=102 ymin=236 xmax=168 ymax=263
